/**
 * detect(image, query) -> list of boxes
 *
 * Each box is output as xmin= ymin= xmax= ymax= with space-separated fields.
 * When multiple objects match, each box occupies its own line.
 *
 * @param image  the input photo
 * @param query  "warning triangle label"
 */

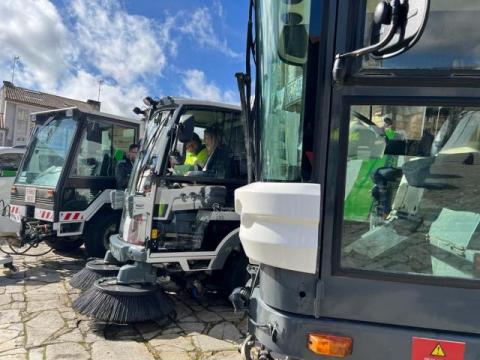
xmin=431 ymin=344 xmax=446 ymax=357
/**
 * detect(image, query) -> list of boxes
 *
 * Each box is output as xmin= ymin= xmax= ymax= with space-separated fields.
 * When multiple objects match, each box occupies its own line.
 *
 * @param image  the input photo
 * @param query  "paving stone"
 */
xmin=45 ymin=342 xmax=89 ymax=360
xmin=0 ymin=354 xmax=27 ymax=360
xmin=150 ymin=334 xmax=195 ymax=352
xmin=159 ymin=351 xmax=192 ymax=360
xmin=0 ymin=329 xmax=22 ymax=346
xmin=161 ymin=326 xmax=184 ymax=335
xmin=179 ymin=322 xmax=206 ymax=334
xmin=0 ymin=310 xmax=21 ymax=324
xmin=0 ymin=337 xmax=24 ymax=353
xmin=25 ymin=311 xmax=65 ymax=348
xmin=196 ymin=311 xmax=222 ymax=323
xmin=104 ymin=324 xmax=142 ymax=341
xmin=192 ymin=334 xmax=236 ymax=352
xmin=91 ymin=340 xmax=155 ymax=360
xmin=0 ymin=295 xmax=12 ymax=306
xmin=135 ymin=322 xmax=164 ymax=341
xmin=27 ymin=347 xmax=45 ymax=360
xmin=51 ymin=328 xmax=84 ymax=343
xmin=201 ymin=351 xmax=243 ymax=360
xmin=207 ymin=322 xmax=242 ymax=342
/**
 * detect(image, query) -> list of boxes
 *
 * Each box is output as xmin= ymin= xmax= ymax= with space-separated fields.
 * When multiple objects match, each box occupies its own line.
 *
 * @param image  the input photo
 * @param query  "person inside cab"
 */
xmin=187 ymin=126 xmax=233 ymax=178
xmin=185 ymin=132 xmax=208 ymax=169
xmin=115 ymin=143 xmax=138 ymax=189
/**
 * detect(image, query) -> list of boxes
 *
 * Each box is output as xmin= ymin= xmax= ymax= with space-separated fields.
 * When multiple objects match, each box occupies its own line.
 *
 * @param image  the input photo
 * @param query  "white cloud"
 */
xmin=0 ymin=0 xmax=72 ymax=89
xmin=69 ymin=0 xmax=174 ymax=85
xmin=0 ymin=0 xmax=239 ymax=116
xmin=58 ymin=70 xmax=147 ymax=116
xmin=180 ymin=7 xmax=241 ymax=59
xmin=181 ymin=69 xmax=238 ymax=104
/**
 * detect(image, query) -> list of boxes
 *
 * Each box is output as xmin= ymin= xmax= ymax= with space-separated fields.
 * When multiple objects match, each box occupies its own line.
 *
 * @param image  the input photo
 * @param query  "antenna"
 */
xmin=11 ymin=56 xmax=20 ymax=84
xmin=97 ymin=79 xmax=104 ymax=101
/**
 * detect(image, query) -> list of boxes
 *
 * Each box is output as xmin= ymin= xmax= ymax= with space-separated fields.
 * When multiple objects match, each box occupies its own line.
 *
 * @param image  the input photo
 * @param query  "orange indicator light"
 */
xmin=307 ymin=333 xmax=353 ymax=357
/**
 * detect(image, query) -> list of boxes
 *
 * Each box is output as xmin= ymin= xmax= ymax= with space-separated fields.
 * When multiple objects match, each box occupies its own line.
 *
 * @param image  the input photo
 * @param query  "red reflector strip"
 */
xmin=64 ymin=213 xmax=72 ymax=220
xmin=73 ymin=213 xmax=80 ymax=220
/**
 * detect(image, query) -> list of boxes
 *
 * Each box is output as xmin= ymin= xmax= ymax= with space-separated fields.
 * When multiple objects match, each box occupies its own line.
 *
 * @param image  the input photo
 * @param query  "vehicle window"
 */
xmin=16 ymin=117 xmax=77 ymax=187
xmin=173 ymin=109 xmax=245 ymax=180
xmin=341 ymin=105 xmax=480 ymax=281
xmin=363 ymin=0 xmax=480 ymax=70
xmin=112 ymin=127 xmax=136 ymax=162
xmin=71 ymin=121 xmax=113 ymax=177
xmin=257 ymin=0 xmax=312 ymax=181
xmin=0 ymin=153 xmax=23 ymax=170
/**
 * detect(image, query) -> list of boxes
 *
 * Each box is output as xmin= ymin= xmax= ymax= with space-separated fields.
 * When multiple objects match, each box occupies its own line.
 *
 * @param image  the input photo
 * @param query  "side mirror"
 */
xmin=370 ymin=0 xmax=430 ymax=59
xmin=277 ymin=1 xmax=310 ymax=66
xmin=178 ymin=114 xmax=194 ymax=143
xmin=333 ymin=0 xmax=430 ymax=82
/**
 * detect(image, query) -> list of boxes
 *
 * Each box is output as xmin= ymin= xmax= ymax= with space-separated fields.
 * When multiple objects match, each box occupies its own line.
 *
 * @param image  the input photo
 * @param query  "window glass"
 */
xmin=17 ymin=117 xmax=77 ymax=187
xmin=257 ymin=0 xmax=312 ymax=181
xmin=71 ymin=121 xmax=113 ymax=177
xmin=363 ymin=0 xmax=480 ymax=70
xmin=172 ymin=109 xmax=245 ymax=180
xmin=341 ymin=105 xmax=480 ymax=280
xmin=0 ymin=153 xmax=23 ymax=170
xmin=113 ymin=127 xmax=136 ymax=161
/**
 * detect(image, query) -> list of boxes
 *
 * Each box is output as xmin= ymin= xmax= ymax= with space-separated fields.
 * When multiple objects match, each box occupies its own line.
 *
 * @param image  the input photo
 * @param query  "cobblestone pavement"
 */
xmin=0 ymin=245 xmax=247 ymax=360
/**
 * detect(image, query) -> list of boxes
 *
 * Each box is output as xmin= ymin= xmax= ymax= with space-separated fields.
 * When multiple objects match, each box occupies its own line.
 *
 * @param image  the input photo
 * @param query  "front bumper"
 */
xmin=249 ymin=288 xmax=480 ymax=359
xmin=109 ymin=234 xmax=147 ymax=263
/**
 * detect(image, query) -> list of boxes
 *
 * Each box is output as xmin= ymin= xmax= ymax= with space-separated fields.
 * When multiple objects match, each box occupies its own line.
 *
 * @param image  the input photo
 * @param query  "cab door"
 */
xmin=318 ymin=0 xmax=480 ymax=341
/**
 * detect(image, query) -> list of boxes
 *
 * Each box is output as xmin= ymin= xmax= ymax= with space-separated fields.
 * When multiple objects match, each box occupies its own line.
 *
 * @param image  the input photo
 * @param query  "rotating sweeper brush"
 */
xmin=72 ymin=277 xmax=175 ymax=323
xmin=70 ymin=259 xmax=121 ymax=291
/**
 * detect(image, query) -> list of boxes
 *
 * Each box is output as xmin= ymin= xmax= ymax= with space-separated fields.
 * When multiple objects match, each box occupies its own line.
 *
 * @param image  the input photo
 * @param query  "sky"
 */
xmin=0 ymin=0 xmax=248 ymax=117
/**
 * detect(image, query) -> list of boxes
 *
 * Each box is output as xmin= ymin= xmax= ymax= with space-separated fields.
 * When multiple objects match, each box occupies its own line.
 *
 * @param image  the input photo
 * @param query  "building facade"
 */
xmin=0 ymin=81 xmax=100 ymax=146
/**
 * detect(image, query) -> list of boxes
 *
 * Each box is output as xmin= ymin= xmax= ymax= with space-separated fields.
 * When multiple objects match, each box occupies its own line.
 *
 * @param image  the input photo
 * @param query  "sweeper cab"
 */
xmin=72 ymin=97 xmax=249 ymax=323
xmin=233 ymin=0 xmax=480 ymax=359
xmin=6 ymin=107 xmax=141 ymax=257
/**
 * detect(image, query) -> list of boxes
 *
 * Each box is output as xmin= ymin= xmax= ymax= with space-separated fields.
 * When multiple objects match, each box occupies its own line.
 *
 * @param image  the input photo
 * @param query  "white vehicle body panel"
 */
xmin=235 ymin=182 xmax=321 ymax=274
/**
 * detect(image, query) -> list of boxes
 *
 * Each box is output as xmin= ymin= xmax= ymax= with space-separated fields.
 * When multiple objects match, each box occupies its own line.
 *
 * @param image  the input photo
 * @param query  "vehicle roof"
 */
xmin=0 ymin=147 xmax=26 ymax=154
xmin=31 ymin=107 xmax=141 ymax=125
xmin=170 ymin=98 xmax=240 ymax=112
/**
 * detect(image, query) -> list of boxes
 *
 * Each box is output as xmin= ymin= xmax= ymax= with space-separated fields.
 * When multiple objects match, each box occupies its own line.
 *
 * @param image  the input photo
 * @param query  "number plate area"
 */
xmin=25 ymin=187 xmax=36 ymax=203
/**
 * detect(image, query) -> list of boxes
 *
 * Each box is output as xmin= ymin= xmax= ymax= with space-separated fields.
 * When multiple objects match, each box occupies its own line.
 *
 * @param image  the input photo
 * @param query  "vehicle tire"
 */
xmin=44 ymin=236 xmax=84 ymax=253
xmin=84 ymin=211 xmax=121 ymax=258
xmin=220 ymin=250 xmax=249 ymax=298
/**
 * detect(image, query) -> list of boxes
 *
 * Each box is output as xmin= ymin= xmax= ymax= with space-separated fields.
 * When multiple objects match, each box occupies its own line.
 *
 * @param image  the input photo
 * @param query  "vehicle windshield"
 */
xmin=16 ymin=116 xmax=78 ymax=187
xmin=257 ymin=0 xmax=312 ymax=181
xmin=119 ymin=109 xmax=172 ymax=240
xmin=128 ymin=110 xmax=171 ymax=195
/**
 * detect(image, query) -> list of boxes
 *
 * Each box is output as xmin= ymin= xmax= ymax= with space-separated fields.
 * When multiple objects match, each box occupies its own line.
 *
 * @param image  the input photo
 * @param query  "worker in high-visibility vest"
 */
xmin=185 ymin=132 xmax=208 ymax=169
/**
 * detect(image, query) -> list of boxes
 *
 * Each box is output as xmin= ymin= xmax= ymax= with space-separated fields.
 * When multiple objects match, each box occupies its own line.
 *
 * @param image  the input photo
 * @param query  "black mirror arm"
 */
xmin=333 ymin=0 xmax=403 ymax=82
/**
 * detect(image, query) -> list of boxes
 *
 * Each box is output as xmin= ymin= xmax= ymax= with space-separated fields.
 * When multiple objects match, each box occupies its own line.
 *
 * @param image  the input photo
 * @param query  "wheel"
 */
xmin=44 ymin=236 xmax=84 ymax=253
xmin=84 ymin=211 xmax=120 ymax=258
xmin=220 ymin=250 xmax=249 ymax=297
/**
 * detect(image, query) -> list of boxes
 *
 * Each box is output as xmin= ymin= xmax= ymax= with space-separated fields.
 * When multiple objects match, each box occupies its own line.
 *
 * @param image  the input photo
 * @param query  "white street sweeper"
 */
xmin=72 ymin=97 xmax=249 ymax=323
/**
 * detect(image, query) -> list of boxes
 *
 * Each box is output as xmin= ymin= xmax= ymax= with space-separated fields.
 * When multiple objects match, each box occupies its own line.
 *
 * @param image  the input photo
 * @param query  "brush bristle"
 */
xmin=70 ymin=267 xmax=118 ymax=291
xmin=72 ymin=285 xmax=175 ymax=323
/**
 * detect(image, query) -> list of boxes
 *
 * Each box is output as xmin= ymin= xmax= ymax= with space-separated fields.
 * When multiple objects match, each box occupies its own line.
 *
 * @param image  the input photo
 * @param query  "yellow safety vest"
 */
xmin=185 ymin=147 xmax=208 ymax=168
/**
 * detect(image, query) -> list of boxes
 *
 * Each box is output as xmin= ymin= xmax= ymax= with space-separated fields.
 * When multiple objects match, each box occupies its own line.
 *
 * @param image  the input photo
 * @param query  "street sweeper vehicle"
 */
xmin=232 ymin=0 xmax=480 ymax=359
xmin=5 ymin=107 xmax=141 ymax=257
xmin=72 ymin=97 xmax=249 ymax=323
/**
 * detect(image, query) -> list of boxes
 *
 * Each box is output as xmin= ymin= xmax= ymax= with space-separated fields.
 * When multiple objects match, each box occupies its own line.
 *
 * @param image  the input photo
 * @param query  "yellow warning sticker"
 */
xmin=431 ymin=344 xmax=446 ymax=357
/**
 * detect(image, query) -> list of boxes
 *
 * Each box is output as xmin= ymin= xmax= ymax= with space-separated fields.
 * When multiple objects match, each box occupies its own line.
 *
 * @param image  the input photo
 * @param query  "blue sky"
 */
xmin=0 ymin=0 xmax=248 ymax=116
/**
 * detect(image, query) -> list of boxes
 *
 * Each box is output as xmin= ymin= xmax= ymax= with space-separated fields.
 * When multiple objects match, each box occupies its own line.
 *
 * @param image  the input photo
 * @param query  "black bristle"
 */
xmin=70 ymin=260 xmax=120 ymax=291
xmin=73 ymin=282 xmax=175 ymax=323
xmin=70 ymin=267 xmax=104 ymax=291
